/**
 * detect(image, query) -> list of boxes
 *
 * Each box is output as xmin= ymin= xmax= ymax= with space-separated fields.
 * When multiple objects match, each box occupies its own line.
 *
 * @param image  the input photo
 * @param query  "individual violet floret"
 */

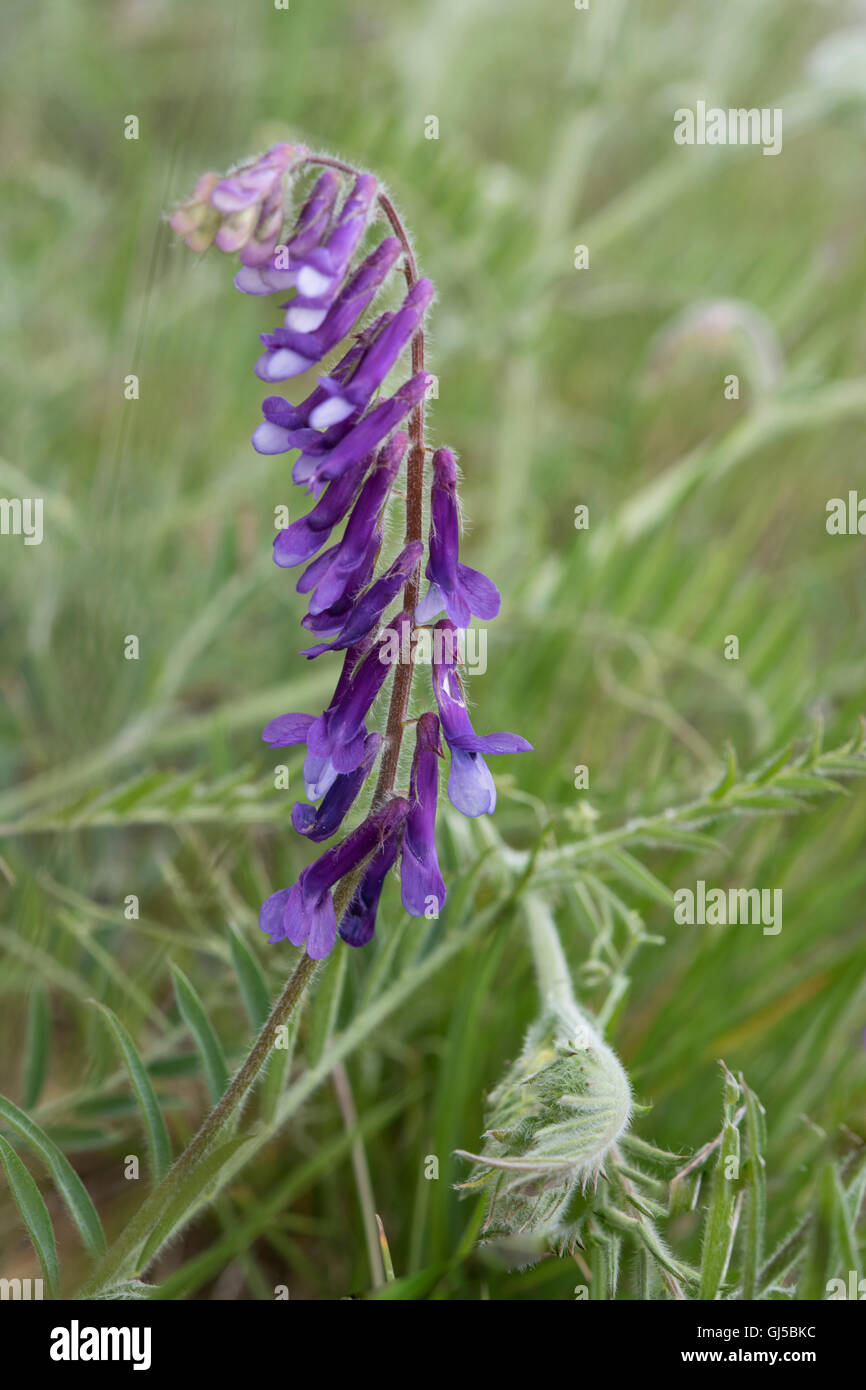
xmin=272 ymin=454 xmax=370 ymax=569
xmin=400 ymin=712 xmax=447 ymax=917
xmin=294 ymin=372 xmax=432 ymax=495
xmin=291 ymin=733 xmax=381 ymax=843
xmin=284 ymin=174 xmax=378 ymax=332
xmin=339 ymin=818 xmax=406 ymax=948
xmin=234 ymin=169 xmax=341 ymax=295
xmin=302 ymin=542 xmax=422 ymax=656
xmin=415 ymin=448 xmax=501 ymax=628
xmin=431 ymin=620 xmax=532 ymax=817
xmin=260 ymin=798 xmax=409 ymax=959
xmin=298 ymin=430 xmax=407 ymax=615
xmin=254 ymin=238 xmax=402 ymax=382
xmin=309 ymin=279 xmax=435 ymax=430
xmin=303 ymin=618 xmax=405 ymax=795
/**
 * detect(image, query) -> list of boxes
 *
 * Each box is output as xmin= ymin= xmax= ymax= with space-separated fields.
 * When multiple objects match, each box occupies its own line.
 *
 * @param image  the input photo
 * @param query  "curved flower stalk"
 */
xmin=170 ymin=143 xmax=532 ymax=959
xmin=456 ymin=897 xmax=632 ymax=1246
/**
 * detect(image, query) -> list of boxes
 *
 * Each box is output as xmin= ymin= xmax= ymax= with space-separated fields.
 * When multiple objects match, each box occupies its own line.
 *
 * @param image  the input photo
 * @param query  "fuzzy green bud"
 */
xmin=457 ymin=898 xmax=631 ymax=1244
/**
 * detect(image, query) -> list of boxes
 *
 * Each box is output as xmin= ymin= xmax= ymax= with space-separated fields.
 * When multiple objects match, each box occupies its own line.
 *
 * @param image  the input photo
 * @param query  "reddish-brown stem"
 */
xmin=300 ymin=154 xmax=426 ymax=809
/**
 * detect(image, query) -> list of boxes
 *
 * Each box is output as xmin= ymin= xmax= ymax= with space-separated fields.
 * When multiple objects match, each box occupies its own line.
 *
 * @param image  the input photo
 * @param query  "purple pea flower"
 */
xmin=302 ymin=542 xmax=423 ymax=657
xmin=303 ymin=620 xmax=404 ymax=794
xmin=400 ymin=712 xmax=447 ymax=917
xmin=273 ymin=454 xmax=370 ymax=569
xmin=415 ymin=449 xmax=501 ymax=628
xmin=260 ymin=797 xmax=409 ymax=958
xmin=284 ymin=174 xmax=377 ymax=332
xmin=254 ymin=238 xmax=402 ymax=382
xmin=234 ymin=170 xmax=340 ymax=295
xmin=309 ymin=279 xmax=435 ymax=430
xmin=291 ymin=732 xmax=381 ymax=842
xmin=298 ymin=431 xmax=406 ymax=614
xmin=301 ymin=532 xmax=380 ymax=636
xmin=209 ymin=143 xmax=296 ymax=267
xmin=339 ymin=820 xmax=405 ymax=948
xmin=300 ymin=372 xmax=432 ymax=494
xmin=431 ymin=619 xmax=532 ymax=817
xmin=252 ymin=323 xmax=386 ymax=455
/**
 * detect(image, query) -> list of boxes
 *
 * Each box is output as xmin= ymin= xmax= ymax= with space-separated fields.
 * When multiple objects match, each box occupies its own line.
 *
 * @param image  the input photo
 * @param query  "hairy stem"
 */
xmin=77 ymin=951 xmax=318 ymax=1295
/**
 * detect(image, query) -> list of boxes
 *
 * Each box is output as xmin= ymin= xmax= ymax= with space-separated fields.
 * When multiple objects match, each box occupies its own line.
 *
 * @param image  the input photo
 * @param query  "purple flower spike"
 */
xmin=340 ymin=823 xmax=405 ymax=948
xmin=255 ymin=239 xmax=402 ymax=382
xmin=292 ymin=732 xmax=381 ymax=842
xmin=302 ymin=542 xmax=422 ymax=657
xmin=285 ymin=175 xmax=377 ymax=332
xmin=415 ymin=449 xmax=501 ymax=628
xmin=401 ymin=712 xmax=447 ymax=917
xmin=261 ymin=798 xmax=409 ymax=958
xmin=309 ymin=279 xmax=435 ymax=430
xmin=273 ymin=455 xmax=370 ymax=569
xmin=304 ymin=621 xmax=403 ymax=788
xmin=431 ymin=619 xmax=532 ymax=817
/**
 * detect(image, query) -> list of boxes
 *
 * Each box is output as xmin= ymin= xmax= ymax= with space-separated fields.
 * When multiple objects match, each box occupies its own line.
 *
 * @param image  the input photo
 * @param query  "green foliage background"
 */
xmin=1 ymin=0 xmax=865 ymax=1298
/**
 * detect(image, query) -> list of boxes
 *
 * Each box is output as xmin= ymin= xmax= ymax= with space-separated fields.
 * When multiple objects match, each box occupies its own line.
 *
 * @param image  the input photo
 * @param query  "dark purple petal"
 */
xmin=401 ymin=713 xmax=447 ymax=917
xmin=305 ymin=625 xmax=400 ymax=772
xmin=259 ymin=887 xmax=294 ymax=943
xmin=262 ymin=712 xmax=315 ymax=747
xmin=285 ymin=174 xmax=377 ymax=331
xmin=302 ymin=542 xmax=422 ymax=657
xmin=255 ymin=239 xmax=402 ymax=381
xmin=305 ymin=373 xmax=432 ymax=491
xmin=309 ymin=279 xmax=434 ymax=428
xmin=273 ymin=455 xmax=370 ymax=568
xmin=291 ymin=733 xmax=380 ymax=842
xmin=339 ymin=830 xmax=401 ymax=948
xmin=415 ymin=449 xmax=501 ymax=627
xmin=431 ymin=619 xmax=531 ymax=816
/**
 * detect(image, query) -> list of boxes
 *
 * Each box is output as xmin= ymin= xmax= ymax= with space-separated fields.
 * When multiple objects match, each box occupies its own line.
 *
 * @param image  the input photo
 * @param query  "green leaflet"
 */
xmin=170 ymin=964 xmax=229 ymax=1104
xmin=90 ymin=1002 xmax=172 ymax=1186
xmin=699 ymin=1065 xmax=742 ymax=1300
xmin=0 ymin=1095 xmax=105 ymax=1256
xmin=0 ymin=1135 xmax=60 ymax=1299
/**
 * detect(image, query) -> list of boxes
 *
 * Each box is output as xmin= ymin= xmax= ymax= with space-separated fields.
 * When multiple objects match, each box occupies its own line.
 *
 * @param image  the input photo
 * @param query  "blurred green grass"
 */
xmin=1 ymin=0 xmax=865 ymax=1298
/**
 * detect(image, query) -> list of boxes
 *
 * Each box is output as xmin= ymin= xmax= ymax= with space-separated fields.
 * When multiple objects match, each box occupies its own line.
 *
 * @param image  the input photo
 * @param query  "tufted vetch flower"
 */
xmin=171 ymin=147 xmax=533 ymax=958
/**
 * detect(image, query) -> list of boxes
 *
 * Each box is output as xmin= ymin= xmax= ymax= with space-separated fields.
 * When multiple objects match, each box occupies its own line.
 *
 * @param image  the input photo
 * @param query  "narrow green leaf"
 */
xmin=227 ymin=924 xmax=271 ymax=1030
xmin=797 ymin=1163 xmax=841 ymax=1300
xmin=90 ymin=1002 xmax=172 ymax=1186
xmin=0 ymin=1095 xmax=105 ymax=1256
xmin=21 ymin=986 xmax=50 ymax=1110
xmin=602 ymin=848 xmax=674 ymax=908
xmin=699 ymin=1066 xmax=741 ymax=1300
xmin=0 ymin=1135 xmax=60 ymax=1298
xmin=307 ymin=946 xmax=348 ymax=1069
xmin=708 ymin=742 xmax=739 ymax=800
xmin=740 ymin=1080 xmax=767 ymax=1300
xmin=170 ymin=965 xmax=229 ymax=1104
